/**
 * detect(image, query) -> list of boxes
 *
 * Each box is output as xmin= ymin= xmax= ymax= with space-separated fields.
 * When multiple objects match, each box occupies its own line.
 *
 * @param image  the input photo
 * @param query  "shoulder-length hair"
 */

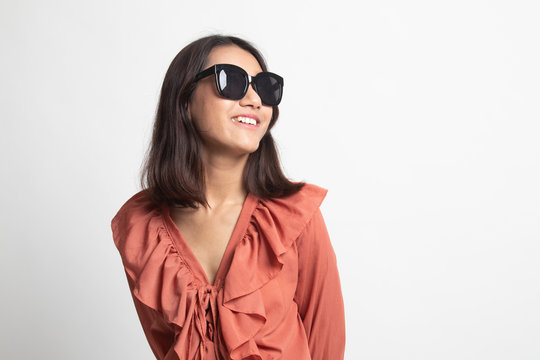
xmin=141 ymin=35 xmax=304 ymax=207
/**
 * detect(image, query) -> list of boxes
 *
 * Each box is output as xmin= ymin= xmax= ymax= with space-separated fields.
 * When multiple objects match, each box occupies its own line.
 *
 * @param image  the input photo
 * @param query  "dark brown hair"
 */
xmin=141 ymin=35 xmax=304 ymax=207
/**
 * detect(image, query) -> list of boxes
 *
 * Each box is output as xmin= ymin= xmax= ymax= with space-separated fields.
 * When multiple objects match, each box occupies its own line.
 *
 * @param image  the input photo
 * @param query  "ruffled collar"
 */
xmin=159 ymin=192 xmax=260 ymax=289
xmin=112 ymin=183 xmax=328 ymax=360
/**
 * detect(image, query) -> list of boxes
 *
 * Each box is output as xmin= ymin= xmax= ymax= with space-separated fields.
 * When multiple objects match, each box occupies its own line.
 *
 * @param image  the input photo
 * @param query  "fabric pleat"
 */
xmin=111 ymin=183 xmax=334 ymax=360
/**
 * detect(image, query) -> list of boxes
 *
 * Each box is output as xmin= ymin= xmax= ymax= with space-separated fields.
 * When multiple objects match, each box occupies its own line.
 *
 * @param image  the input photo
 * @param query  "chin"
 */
xmin=235 ymin=141 xmax=261 ymax=156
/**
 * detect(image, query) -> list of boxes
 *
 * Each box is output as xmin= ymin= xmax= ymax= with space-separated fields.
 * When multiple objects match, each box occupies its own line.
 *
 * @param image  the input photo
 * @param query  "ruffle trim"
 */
xmin=112 ymin=191 xmax=215 ymax=359
xmin=111 ymin=184 xmax=328 ymax=360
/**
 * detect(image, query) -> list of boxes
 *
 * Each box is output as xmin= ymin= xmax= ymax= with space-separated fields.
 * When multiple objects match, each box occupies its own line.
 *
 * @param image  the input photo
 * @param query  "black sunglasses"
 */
xmin=194 ymin=64 xmax=284 ymax=106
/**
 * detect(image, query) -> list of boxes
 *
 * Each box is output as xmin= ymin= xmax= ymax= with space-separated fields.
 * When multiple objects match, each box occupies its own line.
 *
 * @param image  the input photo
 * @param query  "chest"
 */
xmin=169 ymin=204 xmax=243 ymax=285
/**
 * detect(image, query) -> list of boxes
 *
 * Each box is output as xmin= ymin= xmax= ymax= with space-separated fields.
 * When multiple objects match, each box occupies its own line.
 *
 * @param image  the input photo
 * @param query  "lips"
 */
xmin=231 ymin=114 xmax=260 ymax=127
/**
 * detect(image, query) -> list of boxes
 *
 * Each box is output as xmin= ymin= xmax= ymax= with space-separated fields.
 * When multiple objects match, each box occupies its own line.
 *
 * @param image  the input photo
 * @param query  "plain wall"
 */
xmin=1 ymin=0 xmax=539 ymax=359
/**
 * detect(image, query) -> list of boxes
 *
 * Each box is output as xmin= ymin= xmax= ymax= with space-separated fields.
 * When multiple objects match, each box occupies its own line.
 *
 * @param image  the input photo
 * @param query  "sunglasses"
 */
xmin=194 ymin=64 xmax=284 ymax=106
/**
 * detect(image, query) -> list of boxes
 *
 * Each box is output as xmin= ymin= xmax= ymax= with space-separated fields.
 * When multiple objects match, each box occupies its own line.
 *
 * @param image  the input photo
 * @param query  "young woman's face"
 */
xmin=189 ymin=45 xmax=273 ymax=158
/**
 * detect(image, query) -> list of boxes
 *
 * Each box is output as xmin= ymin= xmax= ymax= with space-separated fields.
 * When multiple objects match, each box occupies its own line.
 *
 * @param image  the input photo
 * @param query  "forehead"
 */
xmin=205 ymin=45 xmax=263 ymax=76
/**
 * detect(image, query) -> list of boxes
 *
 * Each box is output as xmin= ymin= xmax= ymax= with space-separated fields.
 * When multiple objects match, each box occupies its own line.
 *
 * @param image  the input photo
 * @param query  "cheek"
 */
xmin=189 ymin=97 xmax=222 ymax=131
xmin=263 ymin=109 xmax=274 ymax=130
xmin=189 ymin=84 xmax=219 ymax=120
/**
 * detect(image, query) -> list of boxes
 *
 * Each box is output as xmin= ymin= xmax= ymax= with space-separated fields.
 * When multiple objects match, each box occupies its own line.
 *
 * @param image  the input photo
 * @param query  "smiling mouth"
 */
xmin=232 ymin=116 xmax=258 ymax=126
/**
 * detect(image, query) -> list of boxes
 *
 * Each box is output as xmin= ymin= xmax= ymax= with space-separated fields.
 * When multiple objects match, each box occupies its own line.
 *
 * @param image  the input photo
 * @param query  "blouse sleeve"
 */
xmin=125 ymin=273 xmax=175 ymax=360
xmin=294 ymin=208 xmax=346 ymax=360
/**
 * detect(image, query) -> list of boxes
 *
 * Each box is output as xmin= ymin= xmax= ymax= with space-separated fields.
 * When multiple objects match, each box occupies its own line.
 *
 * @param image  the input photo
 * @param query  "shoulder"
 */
xmin=252 ymin=183 xmax=328 ymax=245
xmin=110 ymin=190 xmax=162 ymax=249
xmin=261 ymin=182 xmax=327 ymax=209
xmin=112 ymin=189 xmax=156 ymax=219
xmin=259 ymin=182 xmax=327 ymax=219
xmin=283 ymin=182 xmax=327 ymax=204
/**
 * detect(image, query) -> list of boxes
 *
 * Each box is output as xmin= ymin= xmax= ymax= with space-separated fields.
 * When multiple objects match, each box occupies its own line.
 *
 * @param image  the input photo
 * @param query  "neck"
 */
xmin=202 ymin=149 xmax=249 ymax=209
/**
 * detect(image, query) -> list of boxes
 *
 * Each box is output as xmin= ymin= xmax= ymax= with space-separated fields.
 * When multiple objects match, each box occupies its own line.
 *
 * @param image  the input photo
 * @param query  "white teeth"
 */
xmin=233 ymin=116 xmax=257 ymax=125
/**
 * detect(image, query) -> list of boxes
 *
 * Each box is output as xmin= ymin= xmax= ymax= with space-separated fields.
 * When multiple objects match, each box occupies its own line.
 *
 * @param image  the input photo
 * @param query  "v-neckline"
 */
xmin=162 ymin=192 xmax=259 ymax=288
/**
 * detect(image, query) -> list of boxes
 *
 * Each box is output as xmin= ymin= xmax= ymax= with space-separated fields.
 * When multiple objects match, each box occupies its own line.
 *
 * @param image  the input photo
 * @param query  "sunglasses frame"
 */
xmin=194 ymin=63 xmax=284 ymax=106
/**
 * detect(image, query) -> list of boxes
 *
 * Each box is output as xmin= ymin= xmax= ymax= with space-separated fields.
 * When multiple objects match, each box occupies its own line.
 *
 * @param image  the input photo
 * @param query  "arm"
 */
xmin=294 ymin=209 xmax=346 ymax=360
xmin=125 ymin=274 xmax=175 ymax=360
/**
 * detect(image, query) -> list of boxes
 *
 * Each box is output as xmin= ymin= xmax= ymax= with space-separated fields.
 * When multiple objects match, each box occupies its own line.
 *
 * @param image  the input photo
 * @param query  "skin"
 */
xmin=170 ymin=45 xmax=273 ymax=285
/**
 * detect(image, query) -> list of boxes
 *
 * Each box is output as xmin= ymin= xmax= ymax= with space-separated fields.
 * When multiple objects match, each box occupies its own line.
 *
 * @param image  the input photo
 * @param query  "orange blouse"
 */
xmin=111 ymin=183 xmax=345 ymax=360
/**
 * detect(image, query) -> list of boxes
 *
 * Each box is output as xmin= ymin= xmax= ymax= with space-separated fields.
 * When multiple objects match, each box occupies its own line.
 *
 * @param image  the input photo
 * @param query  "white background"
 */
xmin=1 ymin=0 xmax=539 ymax=359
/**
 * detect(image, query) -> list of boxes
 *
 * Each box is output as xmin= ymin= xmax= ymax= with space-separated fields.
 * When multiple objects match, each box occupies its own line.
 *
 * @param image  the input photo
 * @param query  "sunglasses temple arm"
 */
xmin=194 ymin=66 xmax=216 ymax=82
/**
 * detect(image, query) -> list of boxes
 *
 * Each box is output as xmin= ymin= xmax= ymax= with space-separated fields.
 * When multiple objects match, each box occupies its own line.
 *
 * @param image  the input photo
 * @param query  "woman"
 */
xmin=111 ymin=35 xmax=345 ymax=360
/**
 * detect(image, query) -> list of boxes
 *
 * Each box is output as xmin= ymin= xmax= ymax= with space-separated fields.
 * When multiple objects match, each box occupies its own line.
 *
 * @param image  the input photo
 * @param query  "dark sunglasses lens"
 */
xmin=217 ymin=68 xmax=247 ymax=100
xmin=254 ymin=74 xmax=282 ymax=106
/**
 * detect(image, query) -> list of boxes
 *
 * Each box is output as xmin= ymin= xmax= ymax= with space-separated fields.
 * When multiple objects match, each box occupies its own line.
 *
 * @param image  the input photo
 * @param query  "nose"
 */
xmin=239 ymin=82 xmax=262 ymax=108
